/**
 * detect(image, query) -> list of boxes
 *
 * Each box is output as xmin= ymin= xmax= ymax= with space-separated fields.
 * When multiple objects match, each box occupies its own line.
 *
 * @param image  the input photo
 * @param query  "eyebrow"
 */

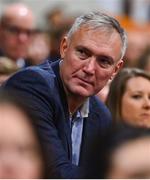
xmin=2 ymin=22 xmax=35 ymax=32
xmin=77 ymin=45 xmax=115 ymax=63
xmin=76 ymin=46 xmax=91 ymax=54
xmin=129 ymin=90 xmax=149 ymax=93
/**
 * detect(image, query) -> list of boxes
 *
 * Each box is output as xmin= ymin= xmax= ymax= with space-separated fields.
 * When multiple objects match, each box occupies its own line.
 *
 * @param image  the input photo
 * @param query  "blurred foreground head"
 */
xmin=87 ymin=123 xmax=150 ymax=178
xmin=0 ymin=89 xmax=46 ymax=178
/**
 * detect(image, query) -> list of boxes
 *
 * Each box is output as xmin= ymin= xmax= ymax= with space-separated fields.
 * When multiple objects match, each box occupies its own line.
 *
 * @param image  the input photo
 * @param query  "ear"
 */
xmin=110 ymin=59 xmax=124 ymax=80
xmin=60 ymin=36 xmax=68 ymax=59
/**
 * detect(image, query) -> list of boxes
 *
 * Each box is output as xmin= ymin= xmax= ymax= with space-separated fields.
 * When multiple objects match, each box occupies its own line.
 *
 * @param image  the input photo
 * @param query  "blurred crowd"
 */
xmin=0 ymin=1 xmax=150 ymax=75
xmin=0 ymin=0 xmax=150 ymax=179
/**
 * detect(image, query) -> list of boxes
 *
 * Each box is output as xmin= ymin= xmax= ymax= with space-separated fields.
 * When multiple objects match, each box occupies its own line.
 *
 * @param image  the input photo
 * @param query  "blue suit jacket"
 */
xmin=3 ymin=60 xmax=112 ymax=178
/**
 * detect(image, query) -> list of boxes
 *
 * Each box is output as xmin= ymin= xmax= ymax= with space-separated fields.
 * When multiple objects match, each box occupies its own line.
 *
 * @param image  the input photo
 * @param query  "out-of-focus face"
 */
xmin=121 ymin=76 xmax=150 ymax=128
xmin=0 ymin=7 xmax=35 ymax=61
xmin=0 ymin=103 xmax=43 ymax=179
xmin=107 ymin=137 xmax=150 ymax=179
xmin=125 ymin=31 xmax=148 ymax=67
xmin=60 ymin=26 xmax=123 ymax=98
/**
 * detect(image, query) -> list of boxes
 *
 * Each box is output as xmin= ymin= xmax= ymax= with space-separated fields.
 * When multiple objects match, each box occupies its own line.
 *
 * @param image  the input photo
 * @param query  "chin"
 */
xmin=71 ymin=88 xmax=93 ymax=97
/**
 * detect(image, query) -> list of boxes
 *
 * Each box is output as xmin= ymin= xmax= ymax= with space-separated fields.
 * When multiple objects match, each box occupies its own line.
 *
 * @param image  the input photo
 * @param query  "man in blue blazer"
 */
xmin=3 ymin=11 xmax=127 ymax=178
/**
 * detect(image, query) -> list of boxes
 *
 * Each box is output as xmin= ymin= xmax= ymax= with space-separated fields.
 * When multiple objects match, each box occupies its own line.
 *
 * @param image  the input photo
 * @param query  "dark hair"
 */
xmin=0 ymin=89 xmax=49 ymax=178
xmin=86 ymin=123 xmax=150 ymax=178
xmin=106 ymin=67 xmax=150 ymax=122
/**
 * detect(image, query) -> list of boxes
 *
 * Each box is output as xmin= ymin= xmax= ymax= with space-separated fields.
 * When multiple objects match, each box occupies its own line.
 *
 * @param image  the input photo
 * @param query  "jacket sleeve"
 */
xmin=3 ymin=69 xmax=84 ymax=178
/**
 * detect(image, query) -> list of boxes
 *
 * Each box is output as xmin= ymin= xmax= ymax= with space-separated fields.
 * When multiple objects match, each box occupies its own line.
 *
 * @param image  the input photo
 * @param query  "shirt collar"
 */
xmin=78 ymin=98 xmax=89 ymax=118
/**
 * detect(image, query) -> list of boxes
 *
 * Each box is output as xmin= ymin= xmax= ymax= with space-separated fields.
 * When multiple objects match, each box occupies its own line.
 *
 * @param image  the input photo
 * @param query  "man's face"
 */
xmin=60 ymin=26 xmax=123 ymax=97
xmin=0 ymin=14 xmax=35 ymax=61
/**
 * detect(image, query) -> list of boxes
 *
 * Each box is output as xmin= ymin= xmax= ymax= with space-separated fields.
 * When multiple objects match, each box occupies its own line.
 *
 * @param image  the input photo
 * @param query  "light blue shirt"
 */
xmin=70 ymin=99 xmax=89 ymax=165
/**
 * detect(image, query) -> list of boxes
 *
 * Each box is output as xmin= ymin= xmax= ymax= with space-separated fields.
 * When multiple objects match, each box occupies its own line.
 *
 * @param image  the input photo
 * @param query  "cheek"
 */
xmin=121 ymin=97 xmax=129 ymax=119
xmin=64 ymin=56 xmax=83 ymax=75
xmin=4 ymin=37 xmax=16 ymax=48
xmin=63 ymin=50 xmax=73 ymax=65
xmin=121 ymin=96 xmax=139 ymax=120
xmin=121 ymin=96 xmax=131 ymax=112
xmin=122 ymin=97 xmax=138 ymax=111
xmin=96 ymin=70 xmax=112 ymax=85
xmin=2 ymin=35 xmax=10 ymax=46
xmin=97 ymin=66 xmax=115 ymax=79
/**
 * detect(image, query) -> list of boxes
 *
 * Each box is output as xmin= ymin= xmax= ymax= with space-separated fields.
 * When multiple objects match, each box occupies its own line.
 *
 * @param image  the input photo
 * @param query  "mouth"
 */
xmin=140 ymin=113 xmax=150 ymax=118
xmin=77 ymin=77 xmax=94 ymax=86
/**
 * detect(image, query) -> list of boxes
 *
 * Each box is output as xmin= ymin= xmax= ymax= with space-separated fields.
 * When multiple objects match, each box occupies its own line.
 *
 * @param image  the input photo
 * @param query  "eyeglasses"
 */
xmin=2 ymin=23 xmax=36 ymax=37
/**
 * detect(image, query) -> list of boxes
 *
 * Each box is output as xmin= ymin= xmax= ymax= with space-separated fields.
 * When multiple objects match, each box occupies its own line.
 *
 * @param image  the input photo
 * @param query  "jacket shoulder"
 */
xmin=89 ymin=96 xmax=112 ymax=127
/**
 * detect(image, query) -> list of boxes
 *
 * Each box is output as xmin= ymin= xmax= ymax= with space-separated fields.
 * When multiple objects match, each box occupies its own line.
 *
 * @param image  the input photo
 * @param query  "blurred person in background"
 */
xmin=0 ymin=89 xmax=48 ymax=178
xmin=136 ymin=46 xmax=150 ymax=72
xmin=123 ymin=30 xmax=149 ymax=68
xmin=116 ymin=0 xmax=140 ymax=31
xmin=86 ymin=123 xmax=150 ymax=178
xmin=3 ymin=11 xmax=127 ymax=178
xmin=0 ymin=3 xmax=36 ymax=68
xmin=106 ymin=68 xmax=150 ymax=128
xmin=48 ymin=19 xmax=74 ymax=62
xmin=115 ymin=0 xmax=149 ymax=69
xmin=46 ymin=7 xmax=64 ymax=31
xmin=26 ymin=30 xmax=50 ymax=66
xmin=46 ymin=7 xmax=74 ymax=62
xmin=0 ymin=57 xmax=19 ymax=86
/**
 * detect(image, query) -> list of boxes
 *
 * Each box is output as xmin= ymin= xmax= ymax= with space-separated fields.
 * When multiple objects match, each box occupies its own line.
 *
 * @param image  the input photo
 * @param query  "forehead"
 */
xmin=0 ymin=104 xmax=35 ymax=141
xmin=3 ymin=7 xmax=35 ymax=28
xmin=112 ymin=137 xmax=150 ymax=171
xmin=70 ymin=26 xmax=122 ymax=60
xmin=126 ymin=76 xmax=150 ymax=91
xmin=71 ymin=25 xmax=121 ymax=43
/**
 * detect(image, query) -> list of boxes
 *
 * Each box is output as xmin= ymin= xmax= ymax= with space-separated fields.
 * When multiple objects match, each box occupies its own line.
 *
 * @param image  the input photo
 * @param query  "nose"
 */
xmin=18 ymin=32 xmax=29 ymax=43
xmin=143 ymin=97 xmax=150 ymax=109
xmin=83 ymin=58 xmax=96 ymax=75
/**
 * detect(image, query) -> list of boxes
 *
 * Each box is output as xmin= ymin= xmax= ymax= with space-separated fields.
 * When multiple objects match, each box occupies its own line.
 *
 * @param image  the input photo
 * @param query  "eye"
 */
xmin=4 ymin=24 xmax=34 ymax=37
xmin=97 ymin=56 xmax=113 ymax=68
xmin=76 ymin=47 xmax=90 ymax=60
xmin=6 ymin=26 xmax=20 ymax=34
xmin=131 ymin=94 xmax=142 ymax=99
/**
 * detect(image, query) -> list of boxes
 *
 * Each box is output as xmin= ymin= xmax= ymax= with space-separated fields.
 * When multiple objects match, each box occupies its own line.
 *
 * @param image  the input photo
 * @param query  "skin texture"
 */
xmin=107 ymin=137 xmax=150 ymax=179
xmin=0 ymin=4 xmax=35 ymax=61
xmin=121 ymin=76 xmax=150 ymax=128
xmin=60 ymin=26 xmax=123 ymax=113
xmin=96 ymin=79 xmax=112 ymax=103
xmin=0 ymin=103 xmax=43 ymax=178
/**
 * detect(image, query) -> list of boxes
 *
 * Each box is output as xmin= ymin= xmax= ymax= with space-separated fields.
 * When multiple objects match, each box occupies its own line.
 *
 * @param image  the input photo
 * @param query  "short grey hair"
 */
xmin=67 ymin=11 xmax=127 ymax=59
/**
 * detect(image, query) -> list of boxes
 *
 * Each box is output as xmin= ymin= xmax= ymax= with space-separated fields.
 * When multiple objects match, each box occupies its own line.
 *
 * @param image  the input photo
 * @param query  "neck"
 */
xmin=67 ymin=93 xmax=87 ymax=115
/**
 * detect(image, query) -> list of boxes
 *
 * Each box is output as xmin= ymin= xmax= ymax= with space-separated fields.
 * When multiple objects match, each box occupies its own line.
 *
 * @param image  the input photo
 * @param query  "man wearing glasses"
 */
xmin=0 ymin=3 xmax=36 ymax=68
